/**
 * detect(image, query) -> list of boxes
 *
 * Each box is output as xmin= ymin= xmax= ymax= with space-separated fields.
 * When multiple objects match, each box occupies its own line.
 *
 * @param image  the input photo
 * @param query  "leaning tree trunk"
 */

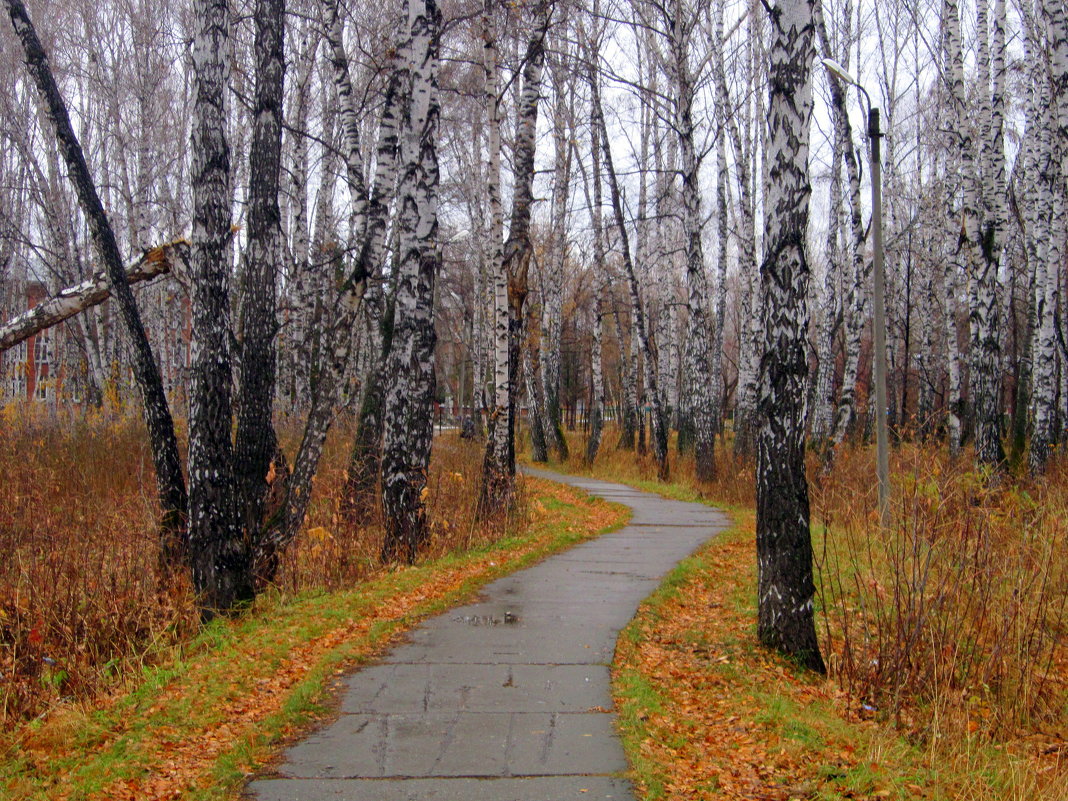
xmin=324 ymin=0 xmax=367 ymax=236
xmin=5 ymin=0 xmax=188 ymax=561
xmin=234 ymin=0 xmax=285 ymax=539
xmin=0 ymin=243 xmax=185 ymax=353
xmin=187 ymin=0 xmax=249 ymax=614
xmin=252 ymin=26 xmax=400 ymax=582
xmin=286 ymin=30 xmax=316 ymax=411
xmin=756 ymin=0 xmax=825 ymax=674
xmin=380 ymin=0 xmax=441 ymax=564
xmin=589 ymin=50 xmax=669 ymax=481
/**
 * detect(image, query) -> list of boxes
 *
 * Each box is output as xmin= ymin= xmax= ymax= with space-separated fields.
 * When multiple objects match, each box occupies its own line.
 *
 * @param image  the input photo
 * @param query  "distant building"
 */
xmin=1 ymin=281 xmax=66 ymax=405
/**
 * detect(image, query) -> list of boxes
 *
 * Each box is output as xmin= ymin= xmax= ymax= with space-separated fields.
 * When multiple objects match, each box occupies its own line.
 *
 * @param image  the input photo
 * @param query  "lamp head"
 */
xmin=820 ymin=57 xmax=857 ymax=87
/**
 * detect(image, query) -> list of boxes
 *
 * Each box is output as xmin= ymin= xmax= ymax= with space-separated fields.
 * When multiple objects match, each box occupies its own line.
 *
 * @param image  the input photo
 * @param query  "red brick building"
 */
xmin=2 ymin=281 xmax=64 ymax=404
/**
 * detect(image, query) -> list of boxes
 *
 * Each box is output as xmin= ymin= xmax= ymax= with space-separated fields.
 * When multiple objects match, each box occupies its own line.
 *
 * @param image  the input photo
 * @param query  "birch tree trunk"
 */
xmin=815 ymin=0 xmax=868 ymax=460
xmin=344 ymin=20 xmax=407 ymax=522
xmin=478 ymin=0 xmax=510 ymax=505
xmin=667 ymin=0 xmax=716 ymax=481
xmin=234 ymin=0 xmax=285 ymax=539
xmin=712 ymin=127 xmax=730 ymax=437
xmin=589 ymin=47 xmax=670 ymax=481
xmin=542 ymin=39 xmax=572 ymax=462
xmin=187 ymin=0 xmax=249 ymax=613
xmin=581 ymin=71 xmax=606 ymax=464
xmin=287 ymin=29 xmax=316 ymax=411
xmin=380 ymin=0 xmax=441 ymax=563
xmin=712 ymin=0 xmax=758 ymax=458
xmin=811 ymin=140 xmax=842 ymax=444
xmin=972 ymin=0 xmax=1007 ymax=467
xmin=479 ymin=2 xmax=550 ymax=514
xmin=587 ymin=293 xmax=606 ymax=464
xmin=1032 ymin=0 xmax=1068 ymax=472
xmin=525 ymin=327 xmax=549 ymax=463
xmin=0 ymin=244 xmax=185 ymax=353
xmin=757 ymin=0 xmax=825 ymax=673
xmin=941 ymin=0 xmax=970 ymax=456
xmin=324 ymin=0 xmax=368 ymax=238
xmin=614 ymin=307 xmax=638 ymax=449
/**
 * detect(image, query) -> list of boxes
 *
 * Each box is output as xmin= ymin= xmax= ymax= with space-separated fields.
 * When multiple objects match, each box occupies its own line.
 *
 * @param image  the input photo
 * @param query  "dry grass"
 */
xmin=0 ymin=403 xmax=519 ymax=726
xmin=535 ymin=424 xmax=1068 ymax=794
xmin=810 ymin=442 xmax=1068 ymax=750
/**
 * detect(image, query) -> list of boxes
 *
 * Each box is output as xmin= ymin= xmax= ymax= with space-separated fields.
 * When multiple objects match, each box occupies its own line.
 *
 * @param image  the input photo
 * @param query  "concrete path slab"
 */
xmin=247 ymin=467 xmax=728 ymax=801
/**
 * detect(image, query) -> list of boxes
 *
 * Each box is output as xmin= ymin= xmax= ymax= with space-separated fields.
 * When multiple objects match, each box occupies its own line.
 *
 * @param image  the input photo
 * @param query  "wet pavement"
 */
xmin=247 ymin=467 xmax=729 ymax=801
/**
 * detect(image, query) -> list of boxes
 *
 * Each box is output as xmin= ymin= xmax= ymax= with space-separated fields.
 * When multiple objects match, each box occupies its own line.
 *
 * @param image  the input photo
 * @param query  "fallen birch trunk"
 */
xmin=0 ymin=240 xmax=187 ymax=353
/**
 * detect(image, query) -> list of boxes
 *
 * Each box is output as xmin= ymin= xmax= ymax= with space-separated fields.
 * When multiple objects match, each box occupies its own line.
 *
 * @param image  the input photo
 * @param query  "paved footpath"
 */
xmin=248 ymin=468 xmax=729 ymax=801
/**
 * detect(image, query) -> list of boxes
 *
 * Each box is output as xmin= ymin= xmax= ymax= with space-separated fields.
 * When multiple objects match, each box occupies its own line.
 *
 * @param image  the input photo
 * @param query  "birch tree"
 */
xmin=664 ymin=0 xmax=717 ymax=481
xmin=589 ymin=37 xmax=670 ymax=481
xmin=756 ymin=0 xmax=824 ymax=673
xmin=815 ymin=0 xmax=868 ymax=462
xmin=1032 ymin=0 xmax=1068 ymax=473
xmin=943 ymin=0 xmax=975 ymax=457
xmin=542 ymin=33 xmax=573 ymax=462
xmin=234 ymin=0 xmax=285 ymax=537
xmin=380 ymin=0 xmax=440 ymax=563
xmin=972 ymin=0 xmax=1007 ymax=467
xmin=185 ymin=0 xmax=249 ymax=612
xmin=480 ymin=1 xmax=551 ymax=514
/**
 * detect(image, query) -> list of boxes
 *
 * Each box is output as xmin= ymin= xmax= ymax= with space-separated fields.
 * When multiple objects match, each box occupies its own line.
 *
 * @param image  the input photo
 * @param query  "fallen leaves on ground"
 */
xmin=5 ymin=477 xmax=627 ymax=801
xmin=614 ymin=512 xmax=1068 ymax=800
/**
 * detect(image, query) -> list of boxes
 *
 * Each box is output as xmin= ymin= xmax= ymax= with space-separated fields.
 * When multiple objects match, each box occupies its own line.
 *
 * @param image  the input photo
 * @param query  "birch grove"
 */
xmin=2 ymin=0 xmax=1068 ymax=656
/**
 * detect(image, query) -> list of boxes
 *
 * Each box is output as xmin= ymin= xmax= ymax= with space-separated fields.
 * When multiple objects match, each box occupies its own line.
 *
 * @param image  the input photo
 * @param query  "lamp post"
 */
xmin=821 ymin=58 xmax=890 ymax=527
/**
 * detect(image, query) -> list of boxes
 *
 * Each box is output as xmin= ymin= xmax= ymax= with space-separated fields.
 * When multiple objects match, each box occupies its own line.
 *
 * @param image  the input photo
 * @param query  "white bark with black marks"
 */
xmin=480 ymin=2 xmax=551 ymax=513
xmin=756 ymin=0 xmax=825 ymax=674
xmin=381 ymin=0 xmax=441 ymax=563
xmin=235 ymin=0 xmax=285 ymax=544
xmin=188 ymin=0 xmax=247 ymax=613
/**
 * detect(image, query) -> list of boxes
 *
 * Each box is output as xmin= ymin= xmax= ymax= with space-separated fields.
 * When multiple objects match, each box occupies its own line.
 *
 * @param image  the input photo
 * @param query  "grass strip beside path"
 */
xmin=525 ymin=454 xmax=1065 ymax=800
xmin=1 ymin=477 xmax=628 ymax=801
xmin=614 ymin=513 xmax=956 ymax=800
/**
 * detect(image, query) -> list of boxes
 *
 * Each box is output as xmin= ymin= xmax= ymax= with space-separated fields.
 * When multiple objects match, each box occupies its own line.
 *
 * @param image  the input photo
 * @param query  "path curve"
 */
xmin=248 ymin=468 xmax=729 ymax=801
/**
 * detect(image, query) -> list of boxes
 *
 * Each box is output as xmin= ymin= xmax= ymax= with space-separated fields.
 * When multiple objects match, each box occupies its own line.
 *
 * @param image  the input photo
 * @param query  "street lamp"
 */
xmin=821 ymin=58 xmax=891 ymax=528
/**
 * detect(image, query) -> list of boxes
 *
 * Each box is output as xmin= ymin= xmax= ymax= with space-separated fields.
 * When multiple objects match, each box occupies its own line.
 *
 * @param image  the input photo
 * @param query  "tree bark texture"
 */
xmin=235 ymin=0 xmax=285 ymax=540
xmin=756 ymin=0 xmax=825 ymax=673
xmin=668 ymin=0 xmax=716 ymax=481
xmin=480 ymin=2 xmax=550 ymax=514
xmin=380 ymin=0 xmax=441 ymax=564
xmin=188 ymin=0 xmax=248 ymax=613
